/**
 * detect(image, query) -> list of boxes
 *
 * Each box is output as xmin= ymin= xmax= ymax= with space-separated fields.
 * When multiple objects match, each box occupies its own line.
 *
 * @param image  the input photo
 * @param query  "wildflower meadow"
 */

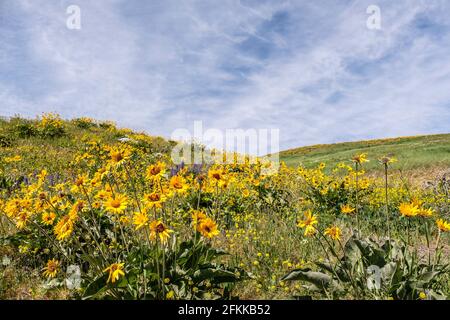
xmin=0 ymin=114 xmax=448 ymax=300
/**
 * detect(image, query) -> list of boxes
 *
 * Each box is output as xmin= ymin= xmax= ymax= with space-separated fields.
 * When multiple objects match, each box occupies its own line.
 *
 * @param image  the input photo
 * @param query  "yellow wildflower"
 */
xmin=133 ymin=211 xmax=149 ymax=230
xmin=103 ymin=262 xmax=125 ymax=284
xmin=399 ymin=203 xmax=419 ymax=217
xmin=104 ymin=194 xmax=128 ymax=214
xmin=146 ymin=161 xmax=166 ymax=180
xmin=436 ymin=219 xmax=450 ymax=232
xmin=197 ymin=218 xmax=220 ymax=239
xmin=352 ymin=153 xmax=369 ymax=164
xmin=149 ymin=220 xmax=173 ymax=243
xmin=324 ymin=226 xmax=342 ymax=240
xmin=42 ymin=259 xmax=59 ymax=278
xmin=341 ymin=204 xmax=355 ymax=215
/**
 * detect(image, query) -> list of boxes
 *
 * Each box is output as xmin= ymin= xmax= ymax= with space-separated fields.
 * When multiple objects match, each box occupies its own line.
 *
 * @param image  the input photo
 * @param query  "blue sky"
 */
xmin=1 ymin=0 xmax=450 ymax=152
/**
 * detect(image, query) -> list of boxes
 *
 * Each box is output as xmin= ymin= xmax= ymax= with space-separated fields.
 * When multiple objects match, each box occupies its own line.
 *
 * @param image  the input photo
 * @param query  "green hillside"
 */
xmin=0 ymin=115 xmax=174 ymax=175
xmin=2 ymin=115 xmax=449 ymax=174
xmin=279 ymin=134 xmax=450 ymax=171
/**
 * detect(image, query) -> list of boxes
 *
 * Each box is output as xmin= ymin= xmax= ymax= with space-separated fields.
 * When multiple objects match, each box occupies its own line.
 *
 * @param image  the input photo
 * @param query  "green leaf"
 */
xmin=427 ymin=290 xmax=447 ymax=300
xmin=417 ymin=271 xmax=441 ymax=283
xmin=281 ymin=268 xmax=333 ymax=291
xmin=82 ymin=274 xmax=108 ymax=299
xmin=342 ymin=237 xmax=363 ymax=267
xmin=316 ymin=262 xmax=334 ymax=274
xmin=193 ymin=267 xmax=241 ymax=284
xmin=380 ymin=262 xmax=398 ymax=287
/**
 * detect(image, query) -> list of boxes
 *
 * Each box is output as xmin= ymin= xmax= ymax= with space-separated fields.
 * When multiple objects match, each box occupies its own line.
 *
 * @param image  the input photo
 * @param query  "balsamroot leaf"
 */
xmin=281 ymin=268 xmax=332 ymax=290
xmin=193 ymin=267 xmax=241 ymax=284
xmin=316 ymin=262 xmax=334 ymax=274
xmin=427 ymin=290 xmax=447 ymax=300
xmin=82 ymin=274 xmax=109 ymax=299
xmin=380 ymin=262 xmax=399 ymax=286
xmin=417 ymin=271 xmax=441 ymax=283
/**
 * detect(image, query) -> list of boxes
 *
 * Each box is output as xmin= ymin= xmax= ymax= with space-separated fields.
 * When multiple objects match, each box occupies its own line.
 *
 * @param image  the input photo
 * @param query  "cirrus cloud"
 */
xmin=0 ymin=0 xmax=449 ymax=153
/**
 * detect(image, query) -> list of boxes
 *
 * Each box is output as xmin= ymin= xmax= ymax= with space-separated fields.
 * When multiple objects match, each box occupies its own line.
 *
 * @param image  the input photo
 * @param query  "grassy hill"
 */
xmin=279 ymin=134 xmax=450 ymax=172
xmin=0 ymin=115 xmax=174 ymax=175
xmin=2 ymin=115 xmax=449 ymax=175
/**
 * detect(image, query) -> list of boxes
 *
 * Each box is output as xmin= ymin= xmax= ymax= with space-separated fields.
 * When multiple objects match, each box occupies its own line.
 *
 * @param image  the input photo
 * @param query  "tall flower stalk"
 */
xmin=351 ymin=153 xmax=369 ymax=235
xmin=379 ymin=155 xmax=396 ymax=240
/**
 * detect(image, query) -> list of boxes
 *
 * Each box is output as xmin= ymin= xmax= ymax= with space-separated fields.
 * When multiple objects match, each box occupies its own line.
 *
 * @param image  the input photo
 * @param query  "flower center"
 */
xmin=156 ymin=223 xmax=166 ymax=233
xmin=112 ymin=152 xmax=123 ymax=162
xmin=111 ymin=199 xmax=121 ymax=208
xmin=151 ymin=167 xmax=161 ymax=175
xmin=173 ymin=182 xmax=182 ymax=189
xmin=149 ymin=194 xmax=160 ymax=201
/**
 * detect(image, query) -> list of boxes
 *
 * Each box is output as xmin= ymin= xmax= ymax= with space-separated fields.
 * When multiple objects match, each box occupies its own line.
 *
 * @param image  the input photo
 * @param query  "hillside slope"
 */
xmin=2 ymin=115 xmax=449 ymax=175
xmin=0 ymin=115 xmax=174 ymax=175
xmin=279 ymin=134 xmax=450 ymax=172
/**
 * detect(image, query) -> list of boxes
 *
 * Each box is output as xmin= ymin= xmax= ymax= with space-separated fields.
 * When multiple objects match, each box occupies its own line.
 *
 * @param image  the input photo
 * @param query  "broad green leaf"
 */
xmin=281 ymin=268 xmax=333 ymax=291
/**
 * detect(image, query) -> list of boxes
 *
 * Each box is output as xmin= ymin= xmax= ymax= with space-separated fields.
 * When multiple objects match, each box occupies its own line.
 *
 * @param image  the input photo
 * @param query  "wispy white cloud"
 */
xmin=0 ymin=0 xmax=449 ymax=151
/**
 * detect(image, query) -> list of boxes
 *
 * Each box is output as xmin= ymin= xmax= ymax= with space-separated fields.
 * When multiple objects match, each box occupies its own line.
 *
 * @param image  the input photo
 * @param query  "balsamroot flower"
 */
xmin=169 ymin=175 xmax=189 ymax=194
xmin=54 ymin=214 xmax=74 ymax=241
xmin=197 ymin=218 xmax=220 ymax=239
xmin=42 ymin=212 xmax=56 ymax=225
xmin=351 ymin=153 xmax=369 ymax=164
xmin=108 ymin=147 xmax=131 ymax=166
xmin=133 ymin=211 xmax=149 ymax=230
xmin=42 ymin=259 xmax=60 ymax=278
xmin=378 ymin=155 xmax=397 ymax=166
xmin=297 ymin=210 xmax=318 ymax=237
xmin=324 ymin=226 xmax=342 ymax=240
xmin=191 ymin=210 xmax=207 ymax=230
xmin=146 ymin=161 xmax=166 ymax=181
xmin=436 ymin=219 xmax=450 ymax=232
xmin=340 ymin=204 xmax=355 ymax=215
xmin=103 ymin=262 xmax=125 ymax=284
xmin=15 ymin=211 xmax=30 ymax=229
xmin=149 ymin=220 xmax=173 ymax=243
xmin=399 ymin=203 xmax=419 ymax=217
xmin=208 ymin=169 xmax=224 ymax=181
xmin=104 ymin=194 xmax=128 ymax=214
xmin=143 ymin=192 xmax=166 ymax=209
xmin=418 ymin=208 xmax=434 ymax=217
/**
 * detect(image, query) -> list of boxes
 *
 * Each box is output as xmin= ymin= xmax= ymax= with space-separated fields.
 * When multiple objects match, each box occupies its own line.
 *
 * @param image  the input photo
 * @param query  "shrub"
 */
xmin=98 ymin=121 xmax=116 ymax=130
xmin=14 ymin=123 xmax=37 ymax=138
xmin=37 ymin=113 xmax=65 ymax=138
xmin=72 ymin=117 xmax=97 ymax=129
xmin=131 ymin=134 xmax=174 ymax=155
xmin=0 ymin=134 xmax=13 ymax=147
xmin=6 ymin=117 xmax=37 ymax=138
